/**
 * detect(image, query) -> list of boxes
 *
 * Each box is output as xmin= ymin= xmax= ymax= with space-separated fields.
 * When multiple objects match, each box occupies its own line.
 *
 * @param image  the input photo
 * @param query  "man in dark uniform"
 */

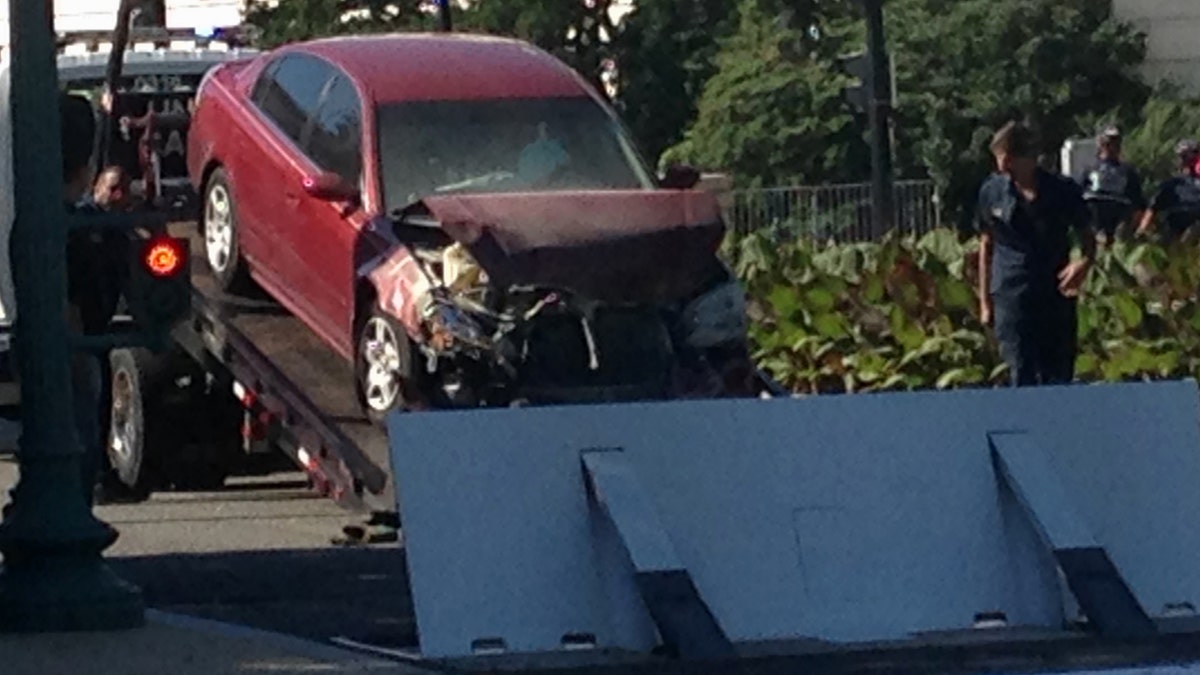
xmin=61 ymin=94 xmax=131 ymax=505
xmin=976 ymin=121 xmax=1096 ymax=387
xmin=1136 ymin=140 xmax=1200 ymax=243
xmin=1080 ymin=126 xmax=1145 ymax=246
xmin=1 ymin=96 xmax=128 ymax=520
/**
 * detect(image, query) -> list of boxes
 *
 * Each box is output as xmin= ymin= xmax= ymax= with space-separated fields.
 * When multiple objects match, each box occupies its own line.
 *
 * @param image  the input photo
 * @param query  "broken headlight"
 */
xmin=422 ymin=296 xmax=492 ymax=353
xmin=679 ymin=279 xmax=749 ymax=349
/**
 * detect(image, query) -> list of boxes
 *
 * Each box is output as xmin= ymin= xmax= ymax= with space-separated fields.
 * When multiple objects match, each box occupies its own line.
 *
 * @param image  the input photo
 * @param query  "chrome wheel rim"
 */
xmin=204 ymin=183 xmax=233 ymax=273
xmin=109 ymin=369 xmax=137 ymax=465
xmin=361 ymin=318 xmax=402 ymax=412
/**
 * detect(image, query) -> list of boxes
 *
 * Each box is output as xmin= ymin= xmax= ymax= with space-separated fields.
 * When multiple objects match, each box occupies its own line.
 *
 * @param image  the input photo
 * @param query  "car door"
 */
xmin=238 ymin=53 xmax=336 ymax=325
xmin=284 ymin=71 xmax=368 ymax=354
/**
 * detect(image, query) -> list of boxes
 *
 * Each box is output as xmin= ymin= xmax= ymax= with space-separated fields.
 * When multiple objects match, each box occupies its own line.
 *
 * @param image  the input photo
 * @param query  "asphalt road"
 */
xmin=0 ymin=458 xmax=418 ymax=652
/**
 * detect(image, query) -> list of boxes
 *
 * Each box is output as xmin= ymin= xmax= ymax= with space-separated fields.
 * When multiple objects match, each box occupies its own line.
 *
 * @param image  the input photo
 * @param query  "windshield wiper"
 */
xmin=432 ymin=170 xmax=516 ymax=195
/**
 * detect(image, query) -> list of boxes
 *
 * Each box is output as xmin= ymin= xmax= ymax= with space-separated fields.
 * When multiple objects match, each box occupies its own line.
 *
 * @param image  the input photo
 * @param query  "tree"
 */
xmin=244 ymin=0 xmax=434 ymax=47
xmin=457 ymin=0 xmax=619 ymax=97
xmin=246 ymin=1 xmax=618 ymax=99
xmin=610 ymin=0 xmax=738 ymax=167
xmin=131 ymin=0 xmax=166 ymax=26
xmin=1122 ymin=86 xmax=1200 ymax=194
xmin=664 ymin=0 xmax=869 ymax=186
xmin=886 ymin=0 xmax=1150 ymax=224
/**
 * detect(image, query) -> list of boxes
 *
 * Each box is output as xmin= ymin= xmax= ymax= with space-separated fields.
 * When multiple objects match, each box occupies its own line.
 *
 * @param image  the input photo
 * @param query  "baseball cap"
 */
xmin=1176 ymin=139 xmax=1199 ymax=157
xmin=1098 ymin=125 xmax=1121 ymax=140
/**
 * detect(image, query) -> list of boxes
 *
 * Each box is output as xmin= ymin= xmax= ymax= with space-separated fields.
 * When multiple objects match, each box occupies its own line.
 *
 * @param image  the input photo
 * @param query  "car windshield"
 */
xmin=376 ymin=97 xmax=656 ymax=212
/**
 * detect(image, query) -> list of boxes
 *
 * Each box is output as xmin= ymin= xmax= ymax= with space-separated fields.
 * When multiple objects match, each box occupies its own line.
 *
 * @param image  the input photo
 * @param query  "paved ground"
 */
xmin=0 ymin=458 xmax=418 ymax=652
xmin=0 ymin=612 xmax=422 ymax=675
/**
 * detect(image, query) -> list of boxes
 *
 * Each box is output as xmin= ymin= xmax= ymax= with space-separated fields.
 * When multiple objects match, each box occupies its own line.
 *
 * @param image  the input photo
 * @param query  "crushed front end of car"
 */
xmin=370 ymin=190 xmax=765 ymax=409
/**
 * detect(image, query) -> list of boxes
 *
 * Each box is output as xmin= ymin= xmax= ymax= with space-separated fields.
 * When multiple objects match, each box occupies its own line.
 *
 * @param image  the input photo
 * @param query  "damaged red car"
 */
xmin=188 ymin=33 xmax=764 ymax=421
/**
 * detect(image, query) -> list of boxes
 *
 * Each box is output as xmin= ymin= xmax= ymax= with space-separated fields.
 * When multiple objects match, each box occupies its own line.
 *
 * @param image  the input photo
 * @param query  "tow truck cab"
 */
xmin=0 ymin=27 xmax=259 ymax=449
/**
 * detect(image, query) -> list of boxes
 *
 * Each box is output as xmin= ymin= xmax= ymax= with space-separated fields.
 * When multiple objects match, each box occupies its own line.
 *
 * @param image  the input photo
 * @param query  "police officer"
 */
xmin=61 ymin=93 xmax=131 ymax=505
xmin=0 ymin=96 xmax=128 ymax=521
xmin=1136 ymin=140 xmax=1200 ymax=242
xmin=976 ymin=121 xmax=1096 ymax=387
xmin=1080 ymin=126 xmax=1145 ymax=246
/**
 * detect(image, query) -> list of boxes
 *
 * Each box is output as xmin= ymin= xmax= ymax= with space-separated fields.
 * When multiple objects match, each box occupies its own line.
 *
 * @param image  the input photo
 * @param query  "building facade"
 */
xmin=0 ymin=0 xmax=243 ymax=47
xmin=1113 ymin=0 xmax=1200 ymax=95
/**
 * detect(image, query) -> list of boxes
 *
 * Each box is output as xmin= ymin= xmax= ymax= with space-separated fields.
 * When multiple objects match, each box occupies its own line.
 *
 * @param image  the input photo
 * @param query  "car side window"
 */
xmin=250 ymin=59 xmax=280 ymax=108
xmin=255 ymin=54 xmax=334 ymax=145
xmin=306 ymin=74 xmax=363 ymax=187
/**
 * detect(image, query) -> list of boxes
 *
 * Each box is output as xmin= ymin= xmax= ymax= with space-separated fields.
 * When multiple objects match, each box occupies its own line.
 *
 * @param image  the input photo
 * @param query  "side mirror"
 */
xmin=659 ymin=163 xmax=701 ymax=190
xmin=303 ymin=172 xmax=360 ymax=203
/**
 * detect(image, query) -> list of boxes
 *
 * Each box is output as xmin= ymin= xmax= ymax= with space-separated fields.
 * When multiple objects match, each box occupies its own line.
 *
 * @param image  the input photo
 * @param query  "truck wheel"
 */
xmin=202 ymin=167 xmax=250 ymax=293
xmin=105 ymin=348 xmax=171 ymax=502
xmin=355 ymin=308 xmax=417 ymax=426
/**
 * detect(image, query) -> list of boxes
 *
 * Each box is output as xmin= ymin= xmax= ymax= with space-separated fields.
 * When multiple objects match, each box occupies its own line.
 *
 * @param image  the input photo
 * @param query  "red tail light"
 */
xmin=144 ymin=236 xmax=185 ymax=278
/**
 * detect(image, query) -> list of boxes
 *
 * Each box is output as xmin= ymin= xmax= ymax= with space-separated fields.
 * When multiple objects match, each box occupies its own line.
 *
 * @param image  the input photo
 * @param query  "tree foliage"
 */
xmin=885 ymin=0 xmax=1150 ymax=223
xmin=663 ymin=0 xmax=868 ymax=186
xmin=456 ymin=0 xmax=618 ymax=95
xmin=1121 ymin=87 xmax=1200 ymax=192
xmin=244 ymin=0 xmax=434 ymax=47
xmin=245 ymin=1 xmax=618 ymax=96
xmin=669 ymin=0 xmax=1150 ymax=208
xmin=610 ymin=0 xmax=738 ymax=167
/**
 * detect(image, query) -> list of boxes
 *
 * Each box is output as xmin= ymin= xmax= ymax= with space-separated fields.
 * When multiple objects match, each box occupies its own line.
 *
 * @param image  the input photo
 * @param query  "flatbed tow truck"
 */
xmin=171 ymin=223 xmax=396 ymax=516
xmin=0 ymin=18 xmax=400 ymax=533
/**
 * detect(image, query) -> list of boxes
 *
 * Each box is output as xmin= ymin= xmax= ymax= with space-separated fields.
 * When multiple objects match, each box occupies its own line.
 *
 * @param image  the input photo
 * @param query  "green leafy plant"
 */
xmin=731 ymin=228 xmax=1200 ymax=394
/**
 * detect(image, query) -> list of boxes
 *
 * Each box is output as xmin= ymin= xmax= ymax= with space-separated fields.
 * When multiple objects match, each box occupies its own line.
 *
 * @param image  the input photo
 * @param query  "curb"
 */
xmin=146 ymin=609 xmax=412 ymax=668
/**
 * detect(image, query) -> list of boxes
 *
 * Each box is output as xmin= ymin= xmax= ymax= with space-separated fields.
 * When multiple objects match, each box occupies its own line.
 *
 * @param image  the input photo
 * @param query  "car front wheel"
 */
xmin=355 ymin=308 xmax=418 ymax=426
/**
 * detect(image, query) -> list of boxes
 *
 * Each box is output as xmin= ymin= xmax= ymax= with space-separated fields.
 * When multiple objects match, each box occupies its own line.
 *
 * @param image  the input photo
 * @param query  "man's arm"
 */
xmin=1127 ymin=167 xmax=1148 ymax=228
xmin=1058 ymin=180 xmax=1094 ymax=298
xmin=973 ymin=180 xmax=994 ymax=326
xmin=1138 ymin=181 xmax=1170 ymax=237
xmin=1136 ymin=208 xmax=1156 ymax=236
xmin=1078 ymin=220 xmax=1097 ymax=263
xmin=979 ymin=232 xmax=993 ymax=326
xmin=1073 ymin=180 xmax=1097 ymax=260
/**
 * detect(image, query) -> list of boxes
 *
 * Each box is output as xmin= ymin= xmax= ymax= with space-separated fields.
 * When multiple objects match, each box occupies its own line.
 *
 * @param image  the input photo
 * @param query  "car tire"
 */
xmin=355 ymin=308 xmax=419 ymax=426
xmin=104 ymin=347 xmax=172 ymax=502
xmin=202 ymin=167 xmax=250 ymax=293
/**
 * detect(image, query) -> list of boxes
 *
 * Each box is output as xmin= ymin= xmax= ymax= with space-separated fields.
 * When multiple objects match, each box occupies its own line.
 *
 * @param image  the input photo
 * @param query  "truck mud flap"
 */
xmin=384 ymin=380 xmax=1200 ymax=669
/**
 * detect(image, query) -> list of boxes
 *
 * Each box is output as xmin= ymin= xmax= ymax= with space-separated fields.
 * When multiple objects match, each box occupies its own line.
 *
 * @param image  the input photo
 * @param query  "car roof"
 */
xmin=281 ymin=33 xmax=592 ymax=104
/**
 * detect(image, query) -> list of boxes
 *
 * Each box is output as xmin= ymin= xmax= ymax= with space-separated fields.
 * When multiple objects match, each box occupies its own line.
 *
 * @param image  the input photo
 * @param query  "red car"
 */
xmin=188 ymin=33 xmax=758 ymax=421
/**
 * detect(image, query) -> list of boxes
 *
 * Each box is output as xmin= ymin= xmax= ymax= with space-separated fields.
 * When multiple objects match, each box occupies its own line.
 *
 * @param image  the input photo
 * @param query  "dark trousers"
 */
xmin=3 ymin=329 xmax=107 ymax=512
xmin=72 ymin=351 xmax=106 ymax=506
xmin=992 ymin=289 xmax=1077 ymax=387
xmin=1087 ymin=202 xmax=1127 ymax=240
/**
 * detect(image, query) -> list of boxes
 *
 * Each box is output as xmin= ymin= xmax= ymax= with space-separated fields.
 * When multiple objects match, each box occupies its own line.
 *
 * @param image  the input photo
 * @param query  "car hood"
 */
xmin=404 ymin=189 xmax=726 ymax=305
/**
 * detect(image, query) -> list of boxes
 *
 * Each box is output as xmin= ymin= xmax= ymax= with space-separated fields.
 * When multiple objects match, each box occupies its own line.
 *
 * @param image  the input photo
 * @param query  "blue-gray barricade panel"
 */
xmin=1005 ymin=665 xmax=1200 ymax=675
xmin=386 ymin=380 xmax=1200 ymax=659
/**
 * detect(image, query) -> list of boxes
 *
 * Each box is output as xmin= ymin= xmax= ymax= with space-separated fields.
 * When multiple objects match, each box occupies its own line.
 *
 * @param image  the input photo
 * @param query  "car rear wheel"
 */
xmin=355 ymin=309 xmax=418 ymax=426
xmin=203 ymin=167 xmax=249 ymax=293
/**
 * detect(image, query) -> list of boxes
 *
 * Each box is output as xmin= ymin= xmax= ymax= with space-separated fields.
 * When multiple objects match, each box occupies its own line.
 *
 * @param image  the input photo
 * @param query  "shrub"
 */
xmin=730 ymin=229 xmax=1200 ymax=393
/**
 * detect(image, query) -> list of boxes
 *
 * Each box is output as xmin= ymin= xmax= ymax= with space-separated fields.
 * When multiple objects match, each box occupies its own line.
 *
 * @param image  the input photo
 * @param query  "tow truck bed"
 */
xmin=169 ymin=222 xmax=394 ymax=514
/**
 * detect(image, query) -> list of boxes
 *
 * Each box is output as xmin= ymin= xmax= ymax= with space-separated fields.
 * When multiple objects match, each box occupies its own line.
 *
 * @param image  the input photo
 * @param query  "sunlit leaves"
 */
xmin=733 ymin=228 xmax=1200 ymax=394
